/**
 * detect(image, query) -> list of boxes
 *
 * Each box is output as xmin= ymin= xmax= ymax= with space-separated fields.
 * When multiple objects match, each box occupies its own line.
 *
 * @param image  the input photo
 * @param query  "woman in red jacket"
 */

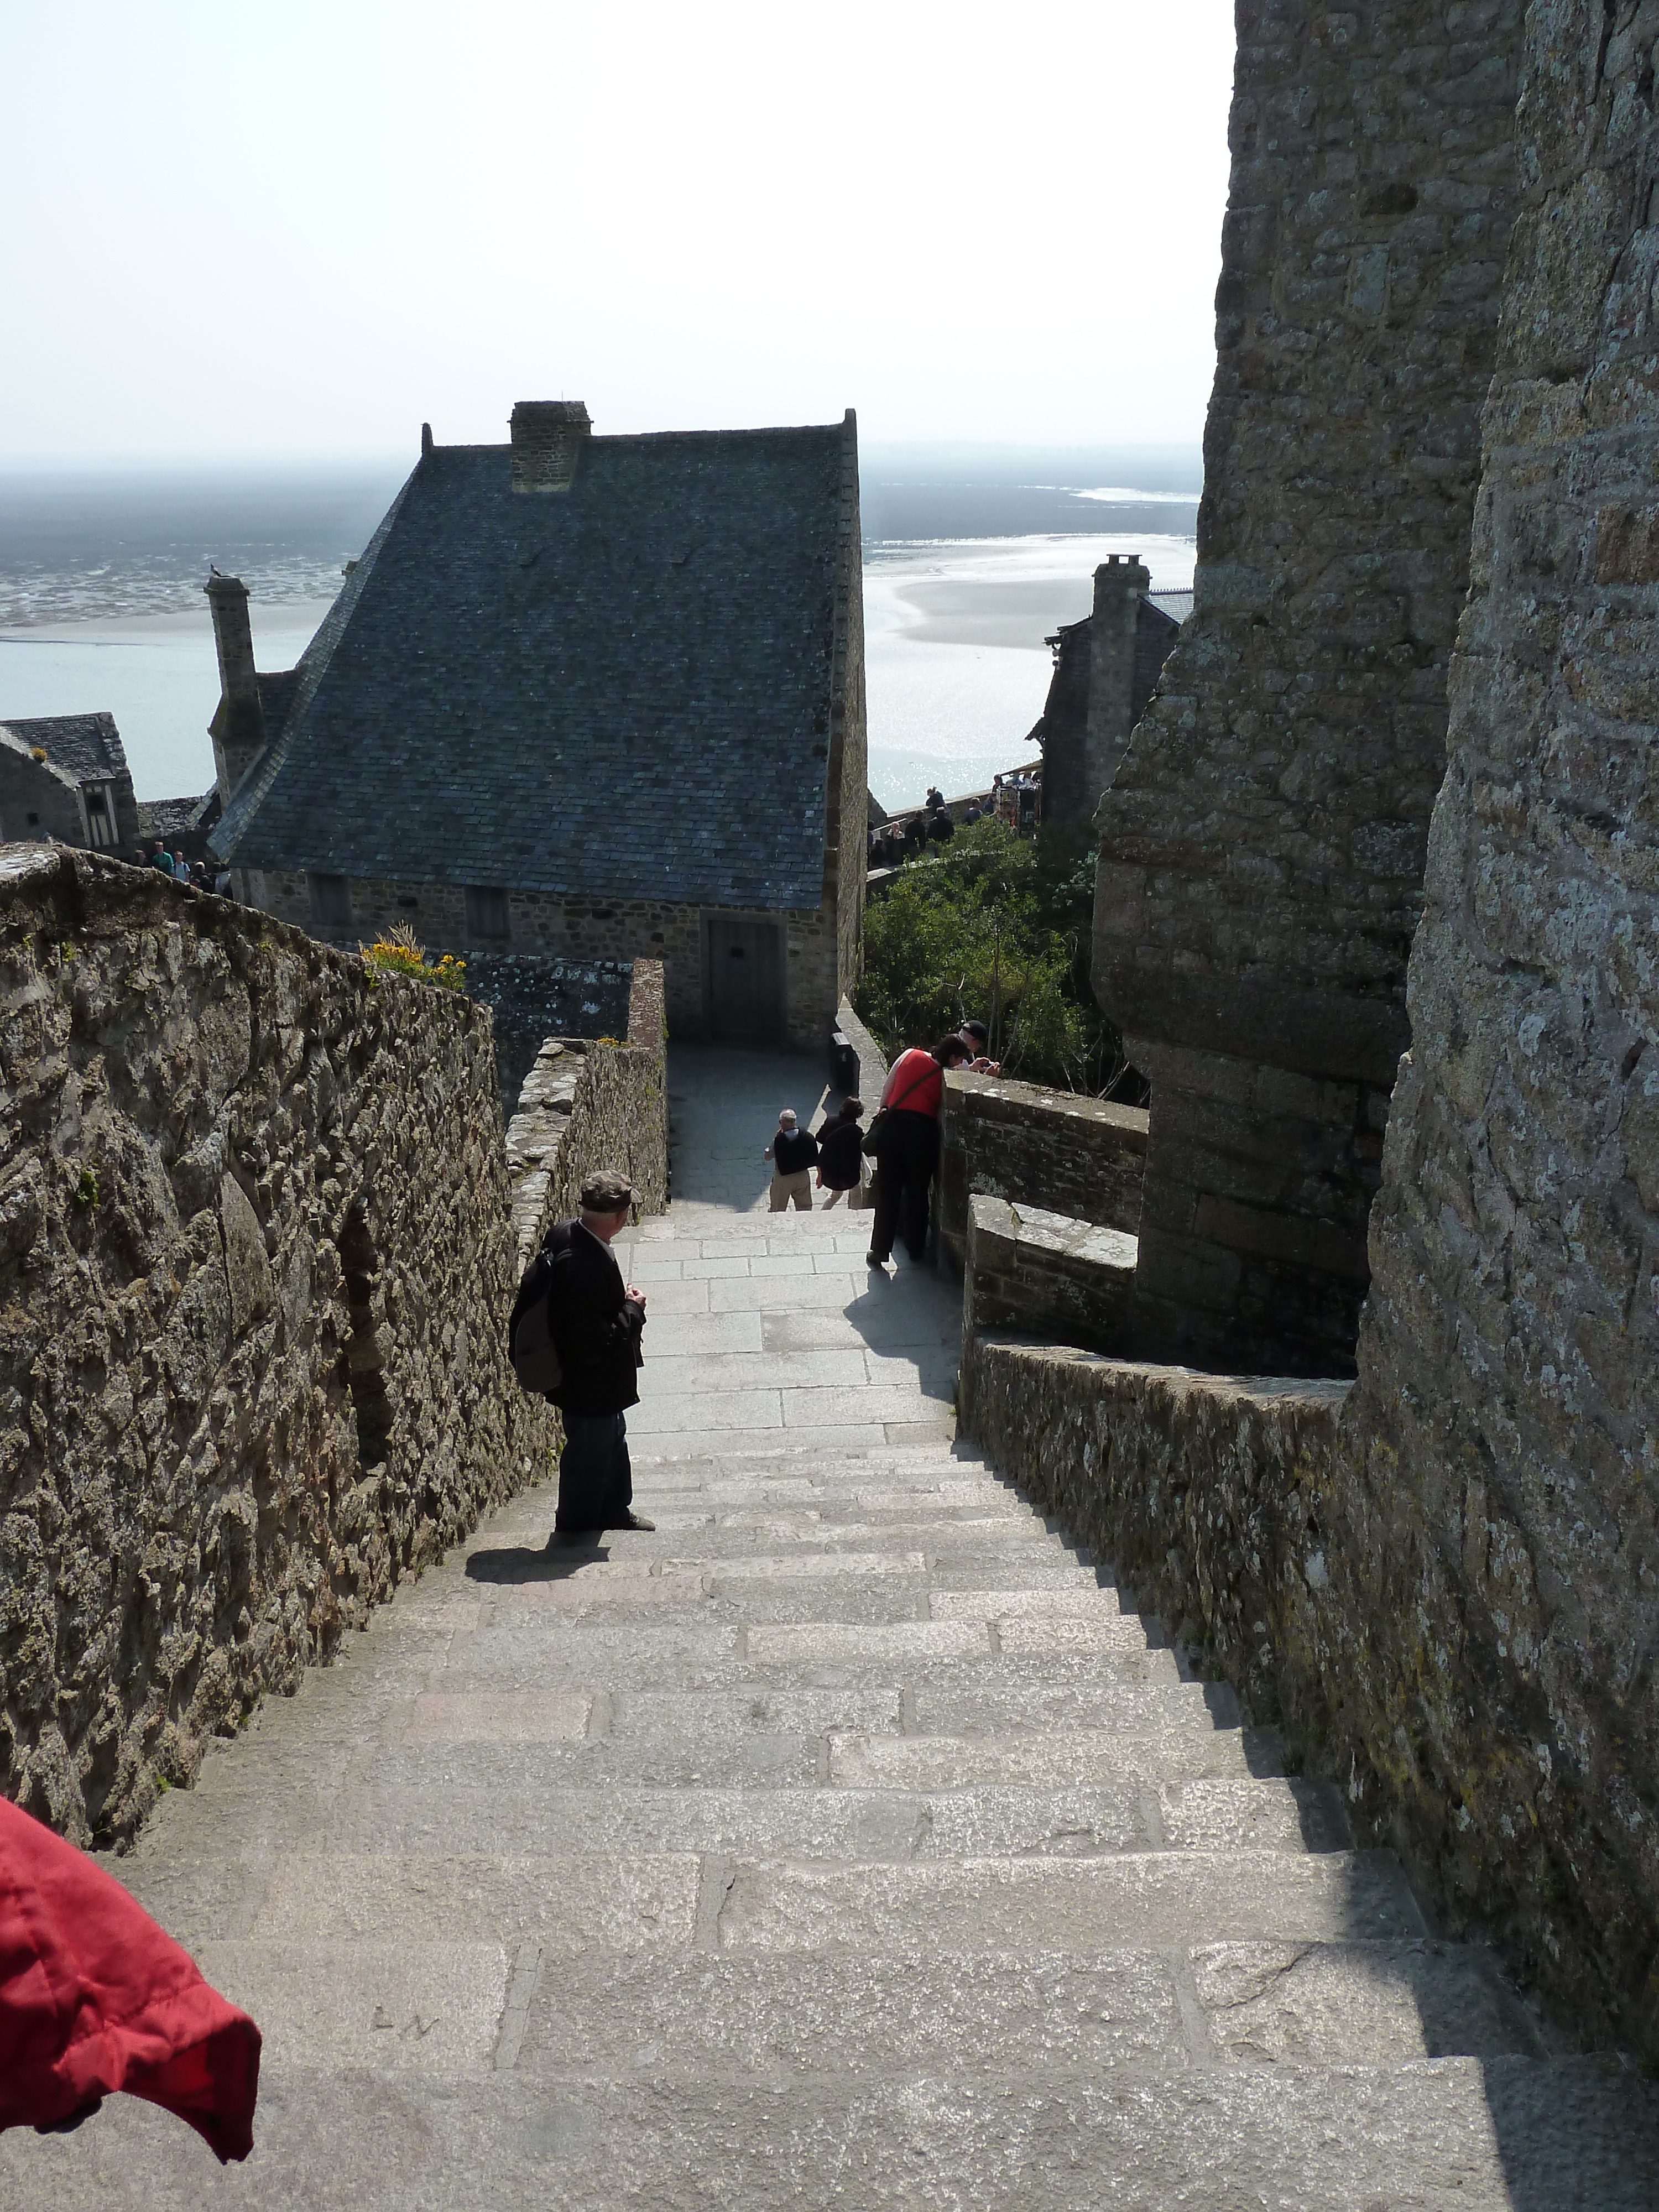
xmin=866 ymin=1034 xmax=968 ymax=1269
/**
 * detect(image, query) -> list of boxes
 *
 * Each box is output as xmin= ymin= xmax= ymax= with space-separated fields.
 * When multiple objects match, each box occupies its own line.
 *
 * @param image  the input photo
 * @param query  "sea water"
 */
xmin=0 ymin=460 xmax=1197 ymax=808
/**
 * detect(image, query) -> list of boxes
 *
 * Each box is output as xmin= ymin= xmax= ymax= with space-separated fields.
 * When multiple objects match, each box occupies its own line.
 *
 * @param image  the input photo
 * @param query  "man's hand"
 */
xmin=625 ymin=1284 xmax=647 ymax=1309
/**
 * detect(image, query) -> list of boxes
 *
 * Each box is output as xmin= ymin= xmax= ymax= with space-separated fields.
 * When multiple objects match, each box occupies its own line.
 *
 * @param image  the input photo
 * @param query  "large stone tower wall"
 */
xmin=1347 ymin=1 xmax=1659 ymax=2036
xmin=1094 ymin=0 xmax=1526 ymax=1373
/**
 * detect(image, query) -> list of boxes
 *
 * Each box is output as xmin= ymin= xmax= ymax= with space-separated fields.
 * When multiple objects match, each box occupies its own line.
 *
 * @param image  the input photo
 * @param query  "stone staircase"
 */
xmin=9 ymin=1050 xmax=1657 ymax=2206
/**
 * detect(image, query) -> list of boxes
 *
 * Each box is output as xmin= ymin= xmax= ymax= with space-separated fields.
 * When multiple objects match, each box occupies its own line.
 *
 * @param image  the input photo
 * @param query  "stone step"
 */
xmin=420 ymin=1626 xmax=1203 ymax=1703
xmin=160 ymin=1932 xmax=1541 ymax=2083
xmin=143 ymin=1774 xmax=1349 ymax=1865
xmin=212 ymin=1844 xmax=1422 ymax=1953
xmin=12 ymin=2053 xmax=1654 ymax=2210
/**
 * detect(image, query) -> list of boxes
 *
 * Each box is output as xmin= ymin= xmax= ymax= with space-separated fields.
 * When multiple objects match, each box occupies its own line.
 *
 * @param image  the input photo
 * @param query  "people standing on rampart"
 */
xmin=815 ymin=1098 xmax=866 ymax=1208
xmin=865 ymin=1035 xmax=969 ymax=1269
xmin=765 ymin=1107 xmax=818 ymax=1211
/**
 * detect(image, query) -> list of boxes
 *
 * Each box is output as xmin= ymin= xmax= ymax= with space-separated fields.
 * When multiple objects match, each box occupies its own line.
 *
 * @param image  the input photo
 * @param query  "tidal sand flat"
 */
xmin=864 ymin=531 xmax=1195 ymax=810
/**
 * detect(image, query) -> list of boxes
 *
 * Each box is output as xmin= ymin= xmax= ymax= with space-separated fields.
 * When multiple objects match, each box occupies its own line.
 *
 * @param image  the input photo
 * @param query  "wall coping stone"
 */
xmin=969 ymin=1193 xmax=1138 ymax=1272
xmin=946 ymin=1069 xmax=1150 ymax=1146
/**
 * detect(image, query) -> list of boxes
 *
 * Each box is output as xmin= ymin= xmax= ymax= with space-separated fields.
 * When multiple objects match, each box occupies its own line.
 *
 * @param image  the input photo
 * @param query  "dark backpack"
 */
xmin=508 ymin=1234 xmax=568 ymax=1394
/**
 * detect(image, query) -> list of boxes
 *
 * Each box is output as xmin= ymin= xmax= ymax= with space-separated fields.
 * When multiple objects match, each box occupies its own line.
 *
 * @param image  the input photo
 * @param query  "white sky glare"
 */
xmin=0 ymin=2 xmax=1236 ymax=465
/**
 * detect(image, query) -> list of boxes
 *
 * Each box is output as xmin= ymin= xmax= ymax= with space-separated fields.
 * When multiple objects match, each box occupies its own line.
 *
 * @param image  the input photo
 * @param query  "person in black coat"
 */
xmin=815 ymin=1098 xmax=866 ymax=1208
xmin=765 ymin=1108 xmax=819 ymax=1210
xmin=527 ymin=1168 xmax=656 ymax=1543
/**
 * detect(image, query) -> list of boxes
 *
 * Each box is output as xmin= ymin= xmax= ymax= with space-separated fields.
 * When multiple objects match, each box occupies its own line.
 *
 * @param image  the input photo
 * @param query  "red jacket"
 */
xmin=0 ymin=1797 xmax=260 ymax=2161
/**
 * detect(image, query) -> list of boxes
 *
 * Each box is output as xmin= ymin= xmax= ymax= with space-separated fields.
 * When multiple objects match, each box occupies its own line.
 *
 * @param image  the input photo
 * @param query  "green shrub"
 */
xmin=855 ymin=818 xmax=1125 ymax=1093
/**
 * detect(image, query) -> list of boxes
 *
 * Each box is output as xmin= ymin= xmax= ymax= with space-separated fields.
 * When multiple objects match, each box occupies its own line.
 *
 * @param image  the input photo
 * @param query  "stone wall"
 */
xmin=247 ymin=865 xmax=843 ymax=1055
xmin=1343 ymin=1 xmax=1659 ymax=2050
xmin=505 ymin=959 xmax=669 ymax=1267
xmin=457 ymin=952 xmax=635 ymax=1115
xmin=938 ymin=1070 xmax=1147 ymax=1274
xmin=963 ymin=1198 xmax=1139 ymax=1357
xmin=1092 ymin=0 xmax=1527 ymax=1370
xmin=0 ymin=845 xmax=555 ymax=1847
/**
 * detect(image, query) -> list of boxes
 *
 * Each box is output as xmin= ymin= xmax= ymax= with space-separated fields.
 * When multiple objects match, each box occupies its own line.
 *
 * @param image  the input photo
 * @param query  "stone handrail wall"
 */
xmin=0 ymin=845 xmax=555 ymax=1845
xmin=963 ymin=1196 xmax=1138 ymax=1358
xmin=960 ymin=1338 xmax=1351 ymax=1734
xmin=505 ymin=957 xmax=668 ymax=1268
xmin=939 ymin=1070 xmax=1147 ymax=1275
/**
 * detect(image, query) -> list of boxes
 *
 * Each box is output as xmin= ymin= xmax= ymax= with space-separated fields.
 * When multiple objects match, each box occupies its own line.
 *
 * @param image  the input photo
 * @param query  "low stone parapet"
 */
xmin=504 ymin=957 xmax=667 ymax=1268
xmin=939 ymin=1070 xmax=1146 ymax=1275
xmin=964 ymin=1194 xmax=1138 ymax=1356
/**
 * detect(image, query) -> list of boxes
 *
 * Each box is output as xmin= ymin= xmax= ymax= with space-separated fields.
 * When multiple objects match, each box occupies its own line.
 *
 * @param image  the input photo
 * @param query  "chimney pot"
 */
xmin=510 ymin=400 xmax=592 ymax=494
xmin=421 ymin=421 xmax=434 ymax=456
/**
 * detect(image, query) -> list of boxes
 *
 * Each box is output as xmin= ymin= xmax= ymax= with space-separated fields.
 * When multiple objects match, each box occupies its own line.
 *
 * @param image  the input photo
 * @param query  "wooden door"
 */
xmin=707 ymin=917 xmax=785 ymax=1041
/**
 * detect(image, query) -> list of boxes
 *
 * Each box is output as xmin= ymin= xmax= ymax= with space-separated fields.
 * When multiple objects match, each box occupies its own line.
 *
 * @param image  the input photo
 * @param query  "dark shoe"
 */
xmin=619 ymin=1510 xmax=656 ymax=1532
xmin=865 ymin=1251 xmax=887 ymax=1267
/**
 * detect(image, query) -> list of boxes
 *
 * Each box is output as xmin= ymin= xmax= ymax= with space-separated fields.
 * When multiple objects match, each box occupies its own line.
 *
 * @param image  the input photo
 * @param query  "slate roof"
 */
xmin=136 ymin=789 xmax=220 ymax=841
xmin=213 ymin=421 xmax=854 ymax=911
xmin=0 ymin=712 xmax=128 ymax=787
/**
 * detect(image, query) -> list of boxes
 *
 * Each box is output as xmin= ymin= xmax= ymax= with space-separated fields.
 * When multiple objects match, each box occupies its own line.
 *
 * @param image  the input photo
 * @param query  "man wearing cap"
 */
xmin=958 ymin=1020 xmax=1001 ymax=1077
xmin=542 ymin=1168 xmax=655 ymax=1543
xmin=764 ymin=1107 xmax=818 ymax=1211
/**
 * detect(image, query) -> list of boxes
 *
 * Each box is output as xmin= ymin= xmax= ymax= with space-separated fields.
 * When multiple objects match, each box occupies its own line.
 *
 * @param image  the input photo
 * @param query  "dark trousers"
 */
xmin=555 ymin=1411 xmax=633 ymax=1532
xmin=869 ymin=1110 xmax=940 ymax=1264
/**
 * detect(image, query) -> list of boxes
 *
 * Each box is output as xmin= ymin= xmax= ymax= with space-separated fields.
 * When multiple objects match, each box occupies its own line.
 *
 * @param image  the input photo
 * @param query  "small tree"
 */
xmin=855 ymin=818 xmax=1126 ymax=1093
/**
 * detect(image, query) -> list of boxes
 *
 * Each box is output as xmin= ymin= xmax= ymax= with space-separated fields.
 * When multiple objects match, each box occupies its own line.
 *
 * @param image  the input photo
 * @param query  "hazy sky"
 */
xmin=1 ymin=3 xmax=1235 ymax=466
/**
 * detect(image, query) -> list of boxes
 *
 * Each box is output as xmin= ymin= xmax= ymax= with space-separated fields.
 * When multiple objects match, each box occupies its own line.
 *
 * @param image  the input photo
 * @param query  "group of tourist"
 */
xmin=763 ymin=1017 xmax=1000 ymax=1265
xmin=868 ymin=784 xmax=990 ymax=872
xmin=513 ymin=1018 xmax=1003 ymax=1550
xmin=135 ymin=846 xmax=233 ymax=899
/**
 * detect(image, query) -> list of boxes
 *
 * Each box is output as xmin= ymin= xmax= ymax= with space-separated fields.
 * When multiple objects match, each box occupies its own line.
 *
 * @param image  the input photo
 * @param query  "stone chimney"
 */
xmin=509 ymin=401 xmax=591 ymax=494
xmin=205 ymin=573 xmax=267 ymax=806
xmin=1085 ymin=552 xmax=1151 ymax=801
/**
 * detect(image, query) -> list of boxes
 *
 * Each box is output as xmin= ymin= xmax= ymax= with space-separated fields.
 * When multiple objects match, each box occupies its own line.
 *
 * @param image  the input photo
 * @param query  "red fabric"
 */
xmin=0 ymin=1797 xmax=260 ymax=2162
xmin=880 ymin=1047 xmax=945 ymax=1119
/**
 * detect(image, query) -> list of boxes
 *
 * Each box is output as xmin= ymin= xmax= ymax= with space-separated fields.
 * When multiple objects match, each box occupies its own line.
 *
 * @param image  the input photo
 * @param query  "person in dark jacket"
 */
xmin=867 ymin=1035 xmax=969 ymax=1268
xmin=537 ymin=1168 xmax=655 ymax=1543
xmin=815 ymin=1097 xmax=866 ymax=1208
xmin=765 ymin=1107 xmax=818 ymax=1210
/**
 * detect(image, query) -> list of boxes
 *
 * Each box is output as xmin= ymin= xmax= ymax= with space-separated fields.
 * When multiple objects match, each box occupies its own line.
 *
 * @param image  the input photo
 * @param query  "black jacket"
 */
xmin=542 ymin=1219 xmax=644 ymax=1417
xmin=770 ymin=1126 xmax=818 ymax=1176
xmin=817 ymin=1119 xmax=865 ymax=1188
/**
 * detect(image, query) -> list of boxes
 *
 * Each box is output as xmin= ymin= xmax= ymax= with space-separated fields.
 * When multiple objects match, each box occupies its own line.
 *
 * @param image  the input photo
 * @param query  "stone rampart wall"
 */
xmin=1088 ymin=0 xmax=1527 ymax=1371
xmin=938 ymin=1070 xmax=1147 ymax=1274
xmin=0 ymin=846 xmax=555 ymax=1846
xmin=1343 ymin=1 xmax=1659 ymax=2049
xmin=505 ymin=959 xmax=669 ymax=1269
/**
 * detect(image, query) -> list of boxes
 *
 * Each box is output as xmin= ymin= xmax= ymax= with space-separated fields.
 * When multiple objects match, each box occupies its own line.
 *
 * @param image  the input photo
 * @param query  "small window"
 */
xmin=309 ymin=872 xmax=353 ymax=930
xmin=463 ymin=884 xmax=509 ymax=943
xmin=85 ymin=786 xmax=117 ymax=849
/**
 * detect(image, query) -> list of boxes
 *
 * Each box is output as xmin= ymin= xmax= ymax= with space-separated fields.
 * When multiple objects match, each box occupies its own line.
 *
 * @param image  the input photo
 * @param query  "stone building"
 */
xmin=208 ymin=403 xmax=868 ymax=1053
xmin=1032 ymin=559 xmax=1184 ymax=861
xmin=0 ymin=712 xmax=141 ymax=857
